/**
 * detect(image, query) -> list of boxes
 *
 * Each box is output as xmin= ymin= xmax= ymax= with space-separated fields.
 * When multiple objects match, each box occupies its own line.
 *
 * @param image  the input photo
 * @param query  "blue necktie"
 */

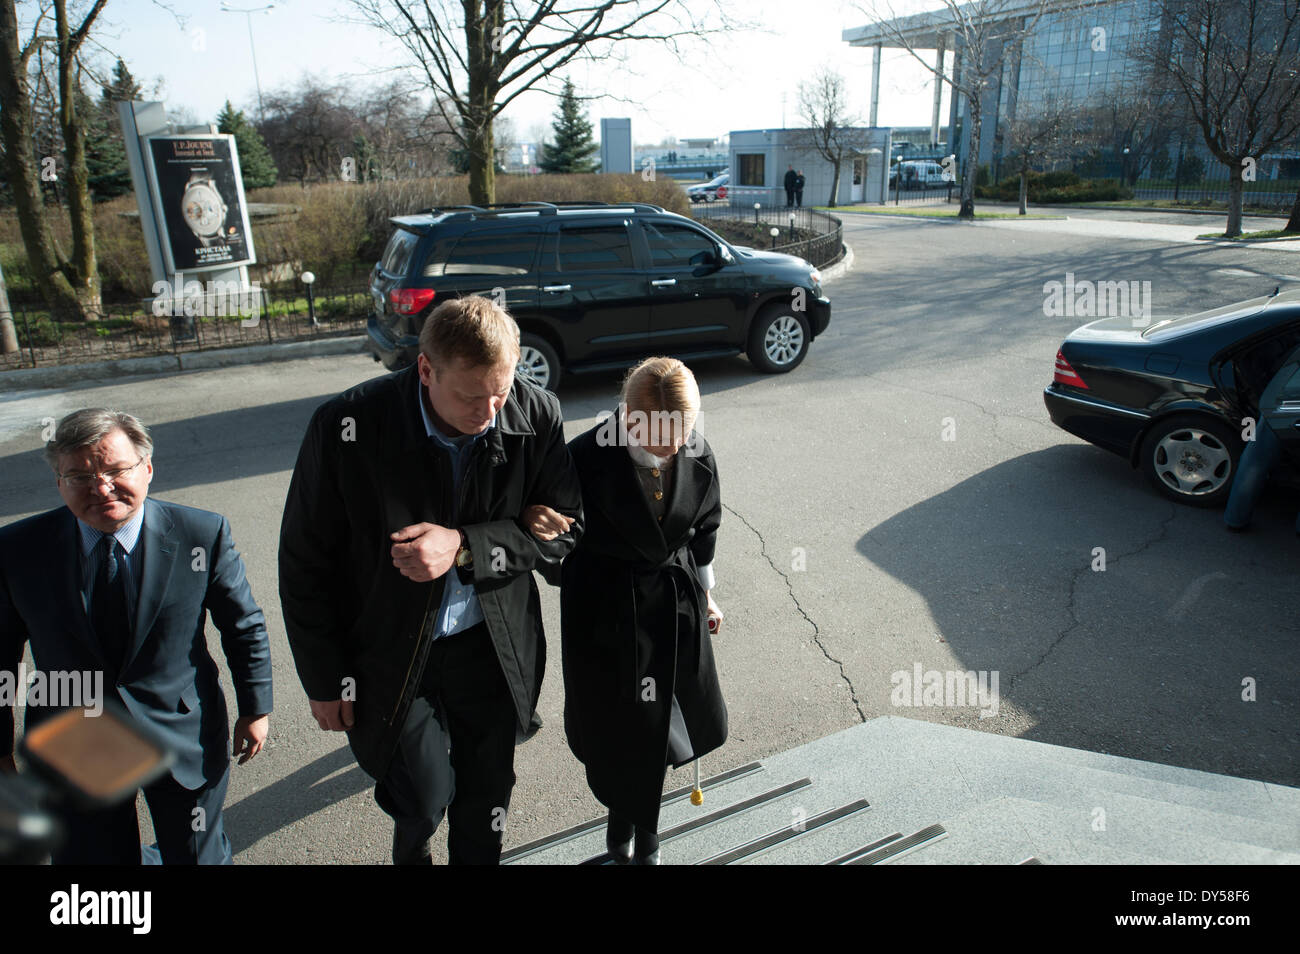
xmin=91 ymin=536 xmax=130 ymax=673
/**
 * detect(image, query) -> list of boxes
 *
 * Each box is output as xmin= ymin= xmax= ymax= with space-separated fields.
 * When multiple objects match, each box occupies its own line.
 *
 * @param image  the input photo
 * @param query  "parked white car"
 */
xmin=891 ymin=160 xmax=950 ymax=190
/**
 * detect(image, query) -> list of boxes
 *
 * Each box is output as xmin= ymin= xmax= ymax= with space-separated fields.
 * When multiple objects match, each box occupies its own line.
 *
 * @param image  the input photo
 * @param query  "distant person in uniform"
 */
xmin=549 ymin=357 xmax=727 ymax=864
xmin=0 ymin=408 xmax=272 ymax=864
xmin=784 ymin=165 xmax=798 ymax=206
xmin=794 ymin=170 xmax=806 ymax=207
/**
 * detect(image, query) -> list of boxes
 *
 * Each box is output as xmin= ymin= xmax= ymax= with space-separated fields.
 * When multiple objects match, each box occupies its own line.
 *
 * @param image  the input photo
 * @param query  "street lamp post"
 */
xmin=302 ymin=271 xmax=317 ymax=327
xmin=220 ymin=3 xmax=274 ymax=122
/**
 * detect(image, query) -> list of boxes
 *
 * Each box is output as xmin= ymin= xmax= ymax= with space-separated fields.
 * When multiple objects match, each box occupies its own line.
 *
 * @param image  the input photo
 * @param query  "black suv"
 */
xmin=366 ymin=201 xmax=832 ymax=389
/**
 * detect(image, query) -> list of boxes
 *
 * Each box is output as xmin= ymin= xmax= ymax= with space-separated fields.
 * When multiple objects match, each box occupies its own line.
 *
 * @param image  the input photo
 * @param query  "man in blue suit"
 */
xmin=0 ymin=408 xmax=272 ymax=864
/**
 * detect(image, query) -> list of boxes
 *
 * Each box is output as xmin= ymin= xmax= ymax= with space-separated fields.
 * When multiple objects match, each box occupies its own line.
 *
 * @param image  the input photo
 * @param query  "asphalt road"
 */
xmin=1 ymin=209 xmax=1296 ymax=863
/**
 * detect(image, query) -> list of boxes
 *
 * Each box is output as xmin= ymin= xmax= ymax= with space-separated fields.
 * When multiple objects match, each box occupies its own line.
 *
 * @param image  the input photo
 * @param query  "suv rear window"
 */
xmin=425 ymin=229 xmax=541 ymax=277
xmin=556 ymin=226 xmax=635 ymax=271
xmin=380 ymin=229 xmax=420 ymax=276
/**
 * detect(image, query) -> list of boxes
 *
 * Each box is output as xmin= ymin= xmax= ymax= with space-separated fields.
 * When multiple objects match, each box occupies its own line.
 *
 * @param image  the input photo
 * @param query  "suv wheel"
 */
xmin=517 ymin=334 xmax=561 ymax=391
xmin=1139 ymin=414 xmax=1240 ymax=507
xmin=747 ymin=304 xmax=810 ymax=374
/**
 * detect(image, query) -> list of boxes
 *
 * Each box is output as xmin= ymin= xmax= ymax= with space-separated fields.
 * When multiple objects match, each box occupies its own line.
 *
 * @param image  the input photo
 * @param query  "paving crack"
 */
xmin=724 ymin=502 xmax=867 ymax=722
xmin=1007 ymin=502 xmax=1179 ymax=690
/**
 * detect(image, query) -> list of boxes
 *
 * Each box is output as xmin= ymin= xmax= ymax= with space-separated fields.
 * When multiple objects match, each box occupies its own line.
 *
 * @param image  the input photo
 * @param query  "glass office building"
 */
xmin=844 ymin=0 xmax=1298 ymax=189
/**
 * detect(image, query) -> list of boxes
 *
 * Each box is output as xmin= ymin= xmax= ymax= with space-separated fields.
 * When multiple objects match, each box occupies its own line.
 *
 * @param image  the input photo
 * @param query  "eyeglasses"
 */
xmin=59 ymin=457 xmax=145 ymax=489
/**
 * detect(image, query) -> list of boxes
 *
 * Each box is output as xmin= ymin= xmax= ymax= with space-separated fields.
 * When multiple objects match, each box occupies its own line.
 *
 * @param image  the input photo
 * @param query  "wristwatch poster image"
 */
xmin=146 ymin=135 xmax=256 ymax=272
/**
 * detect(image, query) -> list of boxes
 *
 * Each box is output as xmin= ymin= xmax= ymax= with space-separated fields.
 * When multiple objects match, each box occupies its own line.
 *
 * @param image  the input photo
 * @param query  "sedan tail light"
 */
xmin=389 ymin=288 xmax=436 ymax=315
xmin=1054 ymin=350 xmax=1089 ymax=389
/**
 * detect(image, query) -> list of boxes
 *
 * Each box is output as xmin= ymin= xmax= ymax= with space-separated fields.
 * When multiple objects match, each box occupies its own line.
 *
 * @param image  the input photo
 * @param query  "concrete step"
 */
xmin=506 ymin=717 xmax=1300 ymax=864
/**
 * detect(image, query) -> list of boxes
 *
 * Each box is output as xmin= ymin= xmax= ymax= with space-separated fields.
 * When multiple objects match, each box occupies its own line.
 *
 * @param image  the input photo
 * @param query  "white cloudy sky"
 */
xmin=58 ymin=0 xmax=950 ymax=143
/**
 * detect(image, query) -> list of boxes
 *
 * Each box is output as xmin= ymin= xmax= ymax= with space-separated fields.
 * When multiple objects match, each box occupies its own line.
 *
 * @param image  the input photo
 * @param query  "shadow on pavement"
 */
xmin=225 ymin=744 xmax=374 ymax=856
xmin=856 ymin=443 xmax=1300 ymax=787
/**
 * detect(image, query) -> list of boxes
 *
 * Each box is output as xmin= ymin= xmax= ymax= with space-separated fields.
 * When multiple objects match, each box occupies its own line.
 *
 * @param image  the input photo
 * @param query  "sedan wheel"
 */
xmin=1140 ymin=416 xmax=1239 ymax=507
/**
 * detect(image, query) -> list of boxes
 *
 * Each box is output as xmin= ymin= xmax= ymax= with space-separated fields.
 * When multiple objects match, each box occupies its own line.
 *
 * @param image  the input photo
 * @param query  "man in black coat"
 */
xmin=279 ymin=296 xmax=582 ymax=864
xmin=784 ymin=165 xmax=798 ymax=206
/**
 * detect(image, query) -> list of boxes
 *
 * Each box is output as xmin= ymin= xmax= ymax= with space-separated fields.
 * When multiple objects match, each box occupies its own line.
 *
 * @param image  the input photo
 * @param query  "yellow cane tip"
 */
xmin=690 ymin=789 xmax=703 ymax=806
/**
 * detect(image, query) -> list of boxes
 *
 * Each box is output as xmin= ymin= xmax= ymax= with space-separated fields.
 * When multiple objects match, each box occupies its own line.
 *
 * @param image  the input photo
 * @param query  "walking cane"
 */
xmin=692 ymin=612 xmax=720 ymax=806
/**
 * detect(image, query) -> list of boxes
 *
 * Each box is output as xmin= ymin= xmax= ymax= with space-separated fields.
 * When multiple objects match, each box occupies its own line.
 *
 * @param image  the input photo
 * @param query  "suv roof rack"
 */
xmin=407 ymin=201 xmax=668 ymax=219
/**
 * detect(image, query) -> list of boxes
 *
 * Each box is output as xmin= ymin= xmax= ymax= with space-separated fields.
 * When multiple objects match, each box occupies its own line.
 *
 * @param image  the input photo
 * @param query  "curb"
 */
xmin=0 ymin=334 xmax=368 ymax=393
xmin=820 ymin=242 xmax=855 ymax=284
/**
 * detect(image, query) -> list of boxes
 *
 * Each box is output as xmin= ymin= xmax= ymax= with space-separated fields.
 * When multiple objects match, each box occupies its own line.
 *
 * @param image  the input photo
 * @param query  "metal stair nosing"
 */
xmin=501 ymin=760 xmax=766 ymax=864
xmin=696 ymin=799 xmax=873 ymax=865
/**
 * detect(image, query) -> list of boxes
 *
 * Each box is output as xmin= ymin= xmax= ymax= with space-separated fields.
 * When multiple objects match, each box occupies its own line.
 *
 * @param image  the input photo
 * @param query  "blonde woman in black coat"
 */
xmin=544 ymin=357 xmax=727 ymax=864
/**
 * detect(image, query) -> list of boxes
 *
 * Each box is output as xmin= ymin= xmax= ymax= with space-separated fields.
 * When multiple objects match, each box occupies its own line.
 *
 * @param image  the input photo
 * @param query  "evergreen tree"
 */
xmin=82 ymin=59 xmax=141 ymax=201
xmin=351 ymin=133 xmax=379 ymax=182
xmin=538 ymin=79 xmax=597 ymax=174
xmin=216 ymin=101 xmax=278 ymax=190
xmin=82 ymin=87 xmax=132 ymax=200
xmin=101 ymin=58 xmax=142 ymax=105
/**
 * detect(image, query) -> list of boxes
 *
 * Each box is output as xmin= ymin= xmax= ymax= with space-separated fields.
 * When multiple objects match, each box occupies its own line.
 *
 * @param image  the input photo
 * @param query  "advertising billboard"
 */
xmin=145 ymin=134 xmax=256 ymax=273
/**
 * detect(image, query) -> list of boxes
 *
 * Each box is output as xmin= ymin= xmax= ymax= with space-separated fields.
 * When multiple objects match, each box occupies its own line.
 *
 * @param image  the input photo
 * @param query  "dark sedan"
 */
xmin=1044 ymin=288 xmax=1300 ymax=507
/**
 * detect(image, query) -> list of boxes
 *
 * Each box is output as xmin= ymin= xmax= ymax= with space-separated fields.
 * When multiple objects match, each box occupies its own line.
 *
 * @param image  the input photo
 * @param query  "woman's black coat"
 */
xmin=560 ymin=418 xmax=727 ymax=831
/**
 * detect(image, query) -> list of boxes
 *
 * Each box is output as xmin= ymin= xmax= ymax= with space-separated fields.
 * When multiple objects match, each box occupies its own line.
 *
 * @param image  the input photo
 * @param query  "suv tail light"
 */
xmin=1054 ymin=350 xmax=1088 ymax=389
xmin=389 ymin=288 xmax=436 ymax=315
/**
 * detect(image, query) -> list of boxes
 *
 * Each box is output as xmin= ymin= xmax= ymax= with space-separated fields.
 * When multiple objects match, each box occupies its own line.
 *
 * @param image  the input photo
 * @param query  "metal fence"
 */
xmin=887 ymin=154 xmax=960 ymax=206
xmin=690 ymin=204 xmax=844 ymax=268
xmin=979 ymin=152 xmax=1299 ymax=211
xmin=1 ymin=284 xmax=370 ymax=371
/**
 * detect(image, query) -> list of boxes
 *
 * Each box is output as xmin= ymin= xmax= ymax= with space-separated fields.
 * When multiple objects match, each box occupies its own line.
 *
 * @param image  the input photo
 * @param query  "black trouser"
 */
xmin=785 ymin=188 xmax=794 ymax=206
xmin=51 ymin=765 xmax=232 ymax=865
xmin=375 ymin=621 xmax=519 ymax=865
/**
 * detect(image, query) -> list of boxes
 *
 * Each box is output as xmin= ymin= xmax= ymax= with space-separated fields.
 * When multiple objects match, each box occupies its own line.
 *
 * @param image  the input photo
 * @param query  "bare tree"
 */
xmin=791 ymin=68 xmax=871 ymax=208
xmin=1001 ymin=94 xmax=1086 ymax=214
xmin=346 ymin=0 xmax=725 ymax=205
xmin=855 ymin=0 xmax=1054 ymax=218
xmin=0 ymin=0 xmax=107 ymax=320
xmin=1079 ymin=86 xmax=1185 ymax=186
xmin=260 ymin=77 xmax=361 ymax=185
xmin=1134 ymin=0 xmax=1300 ymax=237
xmin=356 ymin=79 xmax=457 ymax=179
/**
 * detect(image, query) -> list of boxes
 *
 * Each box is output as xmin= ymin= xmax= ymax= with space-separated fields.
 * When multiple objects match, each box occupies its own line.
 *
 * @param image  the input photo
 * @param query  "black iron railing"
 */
xmin=690 ymin=204 xmax=844 ymax=268
xmin=1 ymin=284 xmax=370 ymax=372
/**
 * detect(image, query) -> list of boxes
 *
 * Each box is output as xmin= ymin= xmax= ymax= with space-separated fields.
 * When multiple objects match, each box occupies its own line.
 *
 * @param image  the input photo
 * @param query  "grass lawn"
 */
xmin=1195 ymin=229 xmax=1300 ymax=242
xmin=1088 ymin=199 xmax=1294 ymax=214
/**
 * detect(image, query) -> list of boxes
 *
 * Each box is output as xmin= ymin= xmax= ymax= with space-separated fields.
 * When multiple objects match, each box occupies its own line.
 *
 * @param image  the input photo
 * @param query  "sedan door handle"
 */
xmin=543 ymin=284 xmax=572 ymax=293
xmin=651 ymin=279 xmax=677 ymax=287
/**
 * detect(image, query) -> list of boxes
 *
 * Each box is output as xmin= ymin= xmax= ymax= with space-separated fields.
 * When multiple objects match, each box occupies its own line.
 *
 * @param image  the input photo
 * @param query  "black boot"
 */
xmin=606 ymin=813 xmax=634 ymax=864
xmin=633 ymin=827 xmax=660 ymax=865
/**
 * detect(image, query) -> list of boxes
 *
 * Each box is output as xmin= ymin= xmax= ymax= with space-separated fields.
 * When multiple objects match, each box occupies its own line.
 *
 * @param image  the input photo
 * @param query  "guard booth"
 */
xmin=727 ymin=127 xmax=892 ymax=206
